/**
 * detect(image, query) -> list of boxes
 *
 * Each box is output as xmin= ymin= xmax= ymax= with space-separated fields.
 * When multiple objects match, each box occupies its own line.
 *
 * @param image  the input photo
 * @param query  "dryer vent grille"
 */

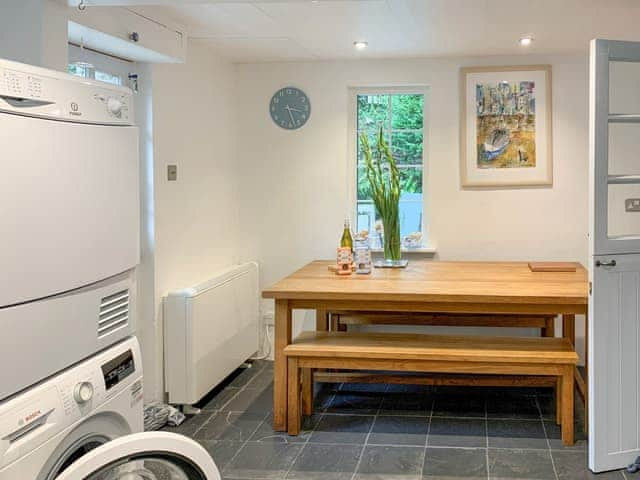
xmin=99 ymin=289 xmax=129 ymax=338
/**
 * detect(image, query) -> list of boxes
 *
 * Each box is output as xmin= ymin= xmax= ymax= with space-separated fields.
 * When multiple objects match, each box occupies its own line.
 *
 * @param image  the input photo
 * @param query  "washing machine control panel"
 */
xmin=0 ymin=338 xmax=142 ymax=469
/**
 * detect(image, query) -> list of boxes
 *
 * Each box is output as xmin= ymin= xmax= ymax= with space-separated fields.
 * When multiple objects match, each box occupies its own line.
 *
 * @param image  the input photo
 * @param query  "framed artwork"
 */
xmin=460 ymin=65 xmax=553 ymax=187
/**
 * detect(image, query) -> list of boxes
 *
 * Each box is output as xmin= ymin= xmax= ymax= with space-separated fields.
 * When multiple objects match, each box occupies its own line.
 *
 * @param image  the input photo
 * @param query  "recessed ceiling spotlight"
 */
xmin=519 ymin=35 xmax=533 ymax=46
xmin=353 ymin=41 xmax=368 ymax=50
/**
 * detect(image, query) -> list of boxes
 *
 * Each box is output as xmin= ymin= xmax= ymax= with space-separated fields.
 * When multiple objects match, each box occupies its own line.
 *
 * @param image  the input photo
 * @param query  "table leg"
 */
xmin=302 ymin=368 xmax=313 ymax=416
xmin=562 ymin=314 xmax=575 ymax=346
xmin=274 ymin=299 xmax=292 ymax=431
xmin=316 ymin=309 xmax=328 ymax=331
xmin=561 ymin=366 xmax=575 ymax=446
xmin=543 ymin=316 xmax=555 ymax=337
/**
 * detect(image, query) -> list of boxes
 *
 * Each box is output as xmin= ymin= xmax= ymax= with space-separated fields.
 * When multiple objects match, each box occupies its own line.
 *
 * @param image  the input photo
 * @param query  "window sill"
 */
xmin=371 ymin=246 xmax=437 ymax=254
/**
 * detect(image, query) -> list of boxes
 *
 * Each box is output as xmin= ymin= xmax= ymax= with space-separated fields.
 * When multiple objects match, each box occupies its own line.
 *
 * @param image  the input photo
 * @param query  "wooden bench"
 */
xmin=284 ymin=331 xmax=579 ymax=445
xmin=317 ymin=312 xmax=560 ymax=389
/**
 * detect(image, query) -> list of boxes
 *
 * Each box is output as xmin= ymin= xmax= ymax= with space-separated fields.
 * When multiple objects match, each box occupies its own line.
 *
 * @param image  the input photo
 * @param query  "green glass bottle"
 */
xmin=340 ymin=219 xmax=353 ymax=250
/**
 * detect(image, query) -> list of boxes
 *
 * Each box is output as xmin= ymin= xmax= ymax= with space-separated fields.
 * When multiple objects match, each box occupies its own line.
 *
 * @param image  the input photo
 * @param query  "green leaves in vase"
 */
xmin=359 ymin=126 xmax=402 ymax=261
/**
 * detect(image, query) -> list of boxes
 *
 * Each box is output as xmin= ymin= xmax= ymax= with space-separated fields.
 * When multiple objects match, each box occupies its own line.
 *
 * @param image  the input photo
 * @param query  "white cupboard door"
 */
xmin=589 ymin=253 xmax=640 ymax=472
xmin=55 ymin=432 xmax=221 ymax=480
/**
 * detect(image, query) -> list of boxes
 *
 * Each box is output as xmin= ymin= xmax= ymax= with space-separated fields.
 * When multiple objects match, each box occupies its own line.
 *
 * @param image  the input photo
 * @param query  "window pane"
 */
xmin=391 ymin=94 xmax=423 ymax=129
xmin=355 ymin=91 xmax=425 ymax=244
xmin=357 ymin=95 xmax=389 ymax=131
xmin=68 ymin=63 xmax=92 ymax=79
xmin=357 ymin=164 xmax=374 ymax=201
xmin=95 ymin=70 xmax=122 ymax=86
xmin=399 ymin=167 xmax=423 ymax=194
xmin=391 ymin=131 xmax=423 ymax=165
xmin=400 ymin=193 xmax=423 ymax=236
xmin=357 ymin=130 xmax=390 ymax=164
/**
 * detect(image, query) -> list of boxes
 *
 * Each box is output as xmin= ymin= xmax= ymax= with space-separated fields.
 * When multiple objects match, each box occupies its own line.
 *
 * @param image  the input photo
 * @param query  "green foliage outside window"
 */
xmin=357 ymin=93 xmax=424 ymax=201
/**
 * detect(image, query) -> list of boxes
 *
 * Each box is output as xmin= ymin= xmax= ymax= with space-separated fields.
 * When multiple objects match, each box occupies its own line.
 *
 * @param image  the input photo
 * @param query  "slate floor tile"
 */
xmin=326 ymin=392 xmax=383 ymax=415
xmin=250 ymin=414 xmax=321 ymax=443
xmin=195 ymin=411 xmax=266 ymax=442
xmin=162 ymin=411 xmax=215 ymax=437
xmin=422 ymin=447 xmax=487 ymax=479
xmin=379 ymin=392 xmax=432 ymax=417
xmin=552 ymin=451 xmax=624 ymax=479
xmin=544 ymin=420 xmax=587 ymax=451
xmin=432 ymin=394 xmax=486 ymax=418
xmin=368 ymin=415 xmax=428 ymax=446
xmin=341 ymin=383 xmax=390 ymax=394
xmin=222 ymin=385 xmax=273 ymax=414
xmin=535 ymin=394 xmax=557 ymax=421
xmin=488 ymin=448 xmax=556 ymax=479
xmin=487 ymin=419 xmax=548 ymax=449
xmin=223 ymin=442 xmax=303 ymax=479
xmin=228 ymin=366 xmax=262 ymax=388
xmin=487 ymin=396 xmax=541 ymax=420
xmin=196 ymin=440 xmax=244 ymax=471
xmin=428 ymin=417 xmax=487 ymax=448
xmin=246 ymin=369 xmax=274 ymax=391
xmin=308 ymin=414 xmax=374 ymax=444
xmin=385 ymin=384 xmax=433 ymax=395
xmin=354 ymin=445 xmax=424 ymax=480
xmin=313 ymin=389 xmax=337 ymax=412
xmin=201 ymin=388 xmax=241 ymax=411
xmin=286 ymin=443 xmax=362 ymax=480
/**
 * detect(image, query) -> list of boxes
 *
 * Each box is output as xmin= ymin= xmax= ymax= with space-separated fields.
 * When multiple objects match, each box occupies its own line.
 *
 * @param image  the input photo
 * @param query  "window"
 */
xmin=67 ymin=44 xmax=129 ymax=86
xmin=353 ymin=89 xmax=426 ymax=248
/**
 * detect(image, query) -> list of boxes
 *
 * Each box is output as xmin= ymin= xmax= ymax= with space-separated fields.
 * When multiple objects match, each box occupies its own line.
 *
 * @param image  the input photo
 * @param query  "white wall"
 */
xmin=147 ymin=42 xmax=241 ymax=400
xmin=236 ymin=54 xmax=589 ymax=362
xmin=0 ymin=0 xmax=68 ymax=70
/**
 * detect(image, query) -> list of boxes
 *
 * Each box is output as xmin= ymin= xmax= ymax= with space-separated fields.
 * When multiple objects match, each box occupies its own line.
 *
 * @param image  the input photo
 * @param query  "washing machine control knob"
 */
xmin=73 ymin=381 xmax=94 ymax=404
xmin=106 ymin=97 xmax=123 ymax=116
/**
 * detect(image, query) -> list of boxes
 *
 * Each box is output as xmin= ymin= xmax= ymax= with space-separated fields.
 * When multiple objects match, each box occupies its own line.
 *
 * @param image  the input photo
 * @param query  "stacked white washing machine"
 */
xmin=0 ymin=59 xmax=219 ymax=479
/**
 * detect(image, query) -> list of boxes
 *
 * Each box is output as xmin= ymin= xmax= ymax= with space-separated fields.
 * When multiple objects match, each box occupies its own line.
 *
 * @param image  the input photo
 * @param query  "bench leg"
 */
xmin=543 ymin=316 xmax=555 ymax=337
xmin=302 ymin=368 xmax=313 ymax=416
xmin=288 ymin=357 xmax=301 ymax=436
xmin=561 ymin=367 xmax=574 ymax=446
xmin=556 ymin=376 xmax=562 ymax=425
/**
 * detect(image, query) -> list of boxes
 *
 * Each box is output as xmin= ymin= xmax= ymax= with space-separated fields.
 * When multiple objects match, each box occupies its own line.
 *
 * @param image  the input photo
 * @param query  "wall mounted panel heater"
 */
xmin=163 ymin=262 xmax=260 ymax=407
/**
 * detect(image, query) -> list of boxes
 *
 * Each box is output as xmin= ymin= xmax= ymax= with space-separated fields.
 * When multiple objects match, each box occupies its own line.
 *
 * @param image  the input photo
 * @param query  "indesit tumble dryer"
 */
xmin=0 ymin=58 xmax=140 ymax=400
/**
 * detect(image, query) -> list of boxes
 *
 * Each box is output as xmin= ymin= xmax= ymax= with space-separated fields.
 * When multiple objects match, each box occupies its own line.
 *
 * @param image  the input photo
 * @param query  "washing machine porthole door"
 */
xmin=54 ymin=432 xmax=221 ymax=480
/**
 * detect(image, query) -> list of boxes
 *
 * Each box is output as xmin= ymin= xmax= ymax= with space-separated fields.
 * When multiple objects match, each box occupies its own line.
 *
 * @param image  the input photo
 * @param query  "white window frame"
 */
xmin=347 ymin=85 xmax=432 ymax=251
xmin=68 ymin=43 xmax=133 ymax=86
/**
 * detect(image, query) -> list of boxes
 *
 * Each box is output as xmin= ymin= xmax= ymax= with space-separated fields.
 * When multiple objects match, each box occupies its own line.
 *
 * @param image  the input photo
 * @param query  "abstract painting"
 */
xmin=461 ymin=66 xmax=552 ymax=187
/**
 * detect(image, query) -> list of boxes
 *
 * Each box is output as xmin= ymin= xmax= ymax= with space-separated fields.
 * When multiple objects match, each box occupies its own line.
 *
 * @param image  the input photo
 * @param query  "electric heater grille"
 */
xmin=98 ymin=289 xmax=129 ymax=338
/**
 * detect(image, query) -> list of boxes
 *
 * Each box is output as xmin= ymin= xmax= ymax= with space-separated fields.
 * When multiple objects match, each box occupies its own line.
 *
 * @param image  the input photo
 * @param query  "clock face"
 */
xmin=270 ymin=87 xmax=310 ymax=130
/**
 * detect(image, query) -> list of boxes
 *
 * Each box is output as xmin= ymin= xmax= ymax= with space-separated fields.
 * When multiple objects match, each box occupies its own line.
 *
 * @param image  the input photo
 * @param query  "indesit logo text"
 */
xmin=70 ymin=102 xmax=81 ymax=116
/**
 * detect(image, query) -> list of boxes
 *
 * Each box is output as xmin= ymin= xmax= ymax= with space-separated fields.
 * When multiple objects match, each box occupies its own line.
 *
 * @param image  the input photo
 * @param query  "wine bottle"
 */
xmin=340 ymin=219 xmax=353 ymax=250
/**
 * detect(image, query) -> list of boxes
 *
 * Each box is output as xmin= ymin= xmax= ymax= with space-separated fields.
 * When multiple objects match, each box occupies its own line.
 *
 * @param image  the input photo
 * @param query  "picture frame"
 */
xmin=460 ymin=65 xmax=553 ymax=187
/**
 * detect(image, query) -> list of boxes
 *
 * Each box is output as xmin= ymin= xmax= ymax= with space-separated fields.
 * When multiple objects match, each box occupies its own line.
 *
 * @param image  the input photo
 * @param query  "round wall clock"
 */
xmin=269 ymin=86 xmax=310 ymax=130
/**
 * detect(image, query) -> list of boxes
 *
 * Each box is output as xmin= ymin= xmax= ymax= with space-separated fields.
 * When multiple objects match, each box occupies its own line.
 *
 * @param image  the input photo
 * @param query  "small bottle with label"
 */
xmin=354 ymin=234 xmax=372 ymax=274
xmin=340 ymin=219 xmax=353 ymax=250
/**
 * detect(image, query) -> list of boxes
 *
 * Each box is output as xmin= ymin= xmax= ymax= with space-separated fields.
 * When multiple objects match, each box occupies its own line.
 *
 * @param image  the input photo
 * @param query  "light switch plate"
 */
xmin=167 ymin=165 xmax=177 ymax=181
xmin=625 ymin=198 xmax=640 ymax=212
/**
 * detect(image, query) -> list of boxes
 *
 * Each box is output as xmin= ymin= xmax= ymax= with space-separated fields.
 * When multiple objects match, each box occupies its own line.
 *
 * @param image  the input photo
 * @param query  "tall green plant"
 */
xmin=359 ymin=126 xmax=401 ymax=261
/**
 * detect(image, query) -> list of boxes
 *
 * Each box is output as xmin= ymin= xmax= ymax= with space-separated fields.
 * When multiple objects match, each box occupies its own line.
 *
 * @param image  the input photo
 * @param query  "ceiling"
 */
xmin=145 ymin=0 xmax=640 ymax=63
